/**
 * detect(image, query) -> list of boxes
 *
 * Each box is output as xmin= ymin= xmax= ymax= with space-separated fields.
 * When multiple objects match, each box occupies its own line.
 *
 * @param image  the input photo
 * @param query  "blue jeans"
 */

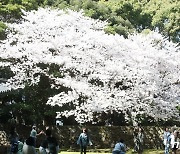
xmin=164 ymin=144 xmax=170 ymax=154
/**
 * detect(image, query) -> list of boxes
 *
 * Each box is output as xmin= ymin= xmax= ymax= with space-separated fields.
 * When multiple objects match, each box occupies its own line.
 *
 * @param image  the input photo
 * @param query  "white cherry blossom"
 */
xmin=0 ymin=8 xmax=179 ymax=124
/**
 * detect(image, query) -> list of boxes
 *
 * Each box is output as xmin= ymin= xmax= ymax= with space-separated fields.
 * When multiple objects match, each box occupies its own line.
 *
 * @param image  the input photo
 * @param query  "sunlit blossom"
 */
xmin=0 ymin=8 xmax=179 ymax=124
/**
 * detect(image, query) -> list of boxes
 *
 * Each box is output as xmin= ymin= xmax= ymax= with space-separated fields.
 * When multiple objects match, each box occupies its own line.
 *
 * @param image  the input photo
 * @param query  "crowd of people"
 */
xmin=8 ymin=125 xmax=59 ymax=154
xmin=7 ymin=125 xmax=180 ymax=154
xmin=112 ymin=127 xmax=180 ymax=154
xmin=8 ymin=126 xmax=93 ymax=154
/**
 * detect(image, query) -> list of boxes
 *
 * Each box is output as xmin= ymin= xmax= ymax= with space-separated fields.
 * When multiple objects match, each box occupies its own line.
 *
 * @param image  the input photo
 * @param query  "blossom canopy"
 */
xmin=0 ymin=8 xmax=180 ymax=124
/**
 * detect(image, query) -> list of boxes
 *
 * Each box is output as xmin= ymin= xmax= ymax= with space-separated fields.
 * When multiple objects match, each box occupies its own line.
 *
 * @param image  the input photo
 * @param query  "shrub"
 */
xmin=0 ymin=22 xmax=8 ymax=40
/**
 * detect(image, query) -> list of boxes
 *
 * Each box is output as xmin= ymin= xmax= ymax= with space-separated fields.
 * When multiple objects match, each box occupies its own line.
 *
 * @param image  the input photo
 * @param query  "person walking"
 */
xmin=77 ymin=128 xmax=92 ymax=154
xmin=163 ymin=127 xmax=171 ymax=154
xmin=112 ymin=139 xmax=126 ymax=154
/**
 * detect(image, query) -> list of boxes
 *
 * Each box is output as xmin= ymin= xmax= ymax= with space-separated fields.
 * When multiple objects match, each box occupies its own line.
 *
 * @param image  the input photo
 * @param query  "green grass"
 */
xmin=59 ymin=149 xmax=164 ymax=154
xmin=60 ymin=152 xmax=109 ymax=154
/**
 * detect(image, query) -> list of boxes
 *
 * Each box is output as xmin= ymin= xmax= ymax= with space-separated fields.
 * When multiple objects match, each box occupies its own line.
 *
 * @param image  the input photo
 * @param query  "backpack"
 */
xmin=11 ymin=141 xmax=18 ymax=153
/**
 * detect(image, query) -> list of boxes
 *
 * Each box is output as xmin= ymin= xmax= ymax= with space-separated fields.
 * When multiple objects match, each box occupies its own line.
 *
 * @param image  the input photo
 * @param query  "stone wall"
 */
xmin=0 ymin=125 xmax=179 ymax=151
xmin=52 ymin=126 xmax=165 ymax=150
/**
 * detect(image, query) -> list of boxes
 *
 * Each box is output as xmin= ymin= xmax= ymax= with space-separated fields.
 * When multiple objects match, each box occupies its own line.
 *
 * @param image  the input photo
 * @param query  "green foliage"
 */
xmin=104 ymin=25 xmax=116 ymax=35
xmin=144 ymin=0 xmax=180 ymax=42
xmin=0 ymin=22 xmax=7 ymax=32
xmin=0 ymin=66 xmax=14 ymax=79
xmin=1 ymin=0 xmax=179 ymax=42
xmin=0 ymin=105 xmax=12 ymax=123
xmin=0 ymin=4 xmax=22 ymax=20
xmin=0 ymin=22 xmax=7 ymax=40
xmin=21 ymin=0 xmax=38 ymax=10
xmin=43 ymin=0 xmax=55 ymax=6
xmin=99 ymin=0 xmax=179 ymax=41
xmin=69 ymin=0 xmax=83 ymax=10
xmin=141 ymin=29 xmax=152 ymax=35
xmin=51 ymin=0 xmax=69 ymax=9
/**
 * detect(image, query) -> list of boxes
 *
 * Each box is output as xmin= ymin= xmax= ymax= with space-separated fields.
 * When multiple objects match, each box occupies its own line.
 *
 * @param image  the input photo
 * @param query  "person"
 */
xmin=163 ymin=128 xmax=171 ymax=154
xmin=77 ymin=128 xmax=92 ymax=154
xmin=171 ymin=131 xmax=180 ymax=154
xmin=30 ymin=125 xmax=44 ymax=147
xmin=22 ymin=136 xmax=37 ymax=154
xmin=39 ymin=128 xmax=59 ymax=154
xmin=112 ymin=139 xmax=126 ymax=154
xmin=9 ymin=126 xmax=19 ymax=154
xmin=133 ymin=127 xmax=139 ymax=153
xmin=17 ymin=138 xmax=24 ymax=154
xmin=133 ymin=127 xmax=144 ymax=154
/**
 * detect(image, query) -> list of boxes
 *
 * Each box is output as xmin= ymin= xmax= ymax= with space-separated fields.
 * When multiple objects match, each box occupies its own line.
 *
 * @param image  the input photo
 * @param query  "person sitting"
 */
xmin=112 ymin=139 xmax=126 ymax=154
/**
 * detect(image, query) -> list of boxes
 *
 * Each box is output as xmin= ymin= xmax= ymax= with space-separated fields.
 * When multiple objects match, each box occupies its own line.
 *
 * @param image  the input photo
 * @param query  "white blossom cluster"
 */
xmin=0 ymin=8 xmax=179 ymax=124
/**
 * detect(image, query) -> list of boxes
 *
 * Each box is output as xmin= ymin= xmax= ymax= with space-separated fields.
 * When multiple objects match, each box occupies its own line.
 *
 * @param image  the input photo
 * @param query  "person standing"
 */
xmin=171 ymin=131 xmax=179 ymax=154
xmin=22 ymin=137 xmax=37 ymax=154
xmin=133 ymin=127 xmax=144 ymax=154
xmin=163 ymin=128 xmax=171 ymax=154
xmin=133 ymin=127 xmax=139 ymax=153
xmin=112 ymin=139 xmax=126 ymax=154
xmin=39 ymin=128 xmax=59 ymax=154
xmin=17 ymin=138 xmax=24 ymax=154
xmin=30 ymin=125 xmax=43 ymax=147
xmin=77 ymin=128 xmax=92 ymax=154
xmin=9 ymin=126 xmax=19 ymax=154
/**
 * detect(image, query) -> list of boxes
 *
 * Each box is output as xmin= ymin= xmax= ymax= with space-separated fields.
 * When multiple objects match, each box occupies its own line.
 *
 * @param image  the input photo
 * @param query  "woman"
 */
xmin=77 ymin=128 xmax=92 ymax=154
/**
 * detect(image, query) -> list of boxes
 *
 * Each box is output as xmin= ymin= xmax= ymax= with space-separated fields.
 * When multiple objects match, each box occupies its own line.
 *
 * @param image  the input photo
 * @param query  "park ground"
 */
xmin=59 ymin=149 xmax=165 ymax=154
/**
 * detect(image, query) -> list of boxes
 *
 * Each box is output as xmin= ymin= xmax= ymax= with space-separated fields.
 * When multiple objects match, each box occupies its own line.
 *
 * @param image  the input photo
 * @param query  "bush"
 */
xmin=0 ymin=22 xmax=8 ymax=40
xmin=22 ymin=0 xmax=38 ymax=10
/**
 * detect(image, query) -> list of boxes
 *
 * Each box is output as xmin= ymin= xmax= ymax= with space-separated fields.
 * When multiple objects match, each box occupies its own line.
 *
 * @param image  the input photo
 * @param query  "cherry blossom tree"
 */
xmin=0 ymin=8 xmax=179 ymax=125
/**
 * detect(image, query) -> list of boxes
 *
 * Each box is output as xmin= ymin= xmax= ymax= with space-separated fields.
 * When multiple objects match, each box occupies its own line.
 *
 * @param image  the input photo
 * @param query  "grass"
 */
xmin=59 ymin=149 xmax=164 ymax=154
